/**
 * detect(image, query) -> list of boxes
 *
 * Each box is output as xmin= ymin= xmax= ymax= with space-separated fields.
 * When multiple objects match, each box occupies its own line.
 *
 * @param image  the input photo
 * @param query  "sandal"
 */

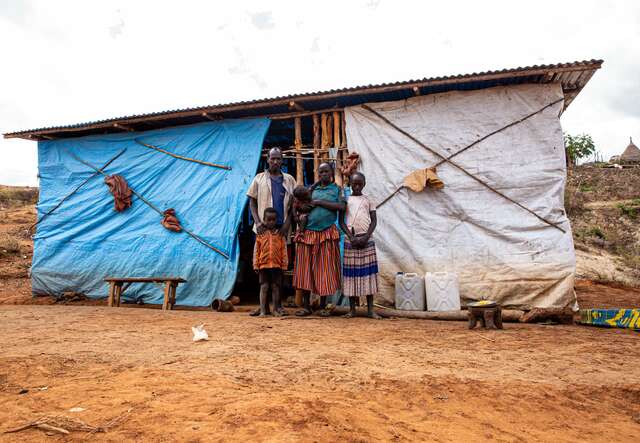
xmin=317 ymin=309 xmax=331 ymax=317
xmin=275 ymin=308 xmax=289 ymax=317
xmin=295 ymin=309 xmax=312 ymax=317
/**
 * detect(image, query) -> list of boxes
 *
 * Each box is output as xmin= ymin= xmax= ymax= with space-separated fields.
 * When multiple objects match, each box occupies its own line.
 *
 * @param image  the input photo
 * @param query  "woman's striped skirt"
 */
xmin=293 ymin=225 xmax=341 ymax=296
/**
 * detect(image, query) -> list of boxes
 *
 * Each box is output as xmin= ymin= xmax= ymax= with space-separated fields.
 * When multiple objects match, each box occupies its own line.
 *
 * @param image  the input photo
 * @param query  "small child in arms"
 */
xmin=339 ymin=172 xmax=381 ymax=319
xmin=253 ymin=207 xmax=288 ymax=316
xmin=292 ymin=185 xmax=314 ymax=242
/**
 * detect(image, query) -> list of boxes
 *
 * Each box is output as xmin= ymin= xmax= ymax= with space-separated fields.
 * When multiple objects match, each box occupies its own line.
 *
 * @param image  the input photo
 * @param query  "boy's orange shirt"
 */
xmin=253 ymin=230 xmax=288 ymax=270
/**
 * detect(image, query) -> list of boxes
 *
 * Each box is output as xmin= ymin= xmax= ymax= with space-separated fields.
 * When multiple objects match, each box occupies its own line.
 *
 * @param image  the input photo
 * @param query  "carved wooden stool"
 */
xmin=467 ymin=300 xmax=503 ymax=329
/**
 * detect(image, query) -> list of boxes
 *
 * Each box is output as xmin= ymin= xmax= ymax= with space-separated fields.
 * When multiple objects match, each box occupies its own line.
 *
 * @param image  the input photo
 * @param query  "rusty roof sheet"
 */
xmin=4 ymin=59 xmax=603 ymax=141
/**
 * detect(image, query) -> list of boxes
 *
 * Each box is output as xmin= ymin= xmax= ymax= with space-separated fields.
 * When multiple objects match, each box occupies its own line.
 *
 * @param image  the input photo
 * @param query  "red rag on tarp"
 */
xmin=161 ymin=208 xmax=182 ymax=232
xmin=104 ymin=175 xmax=132 ymax=212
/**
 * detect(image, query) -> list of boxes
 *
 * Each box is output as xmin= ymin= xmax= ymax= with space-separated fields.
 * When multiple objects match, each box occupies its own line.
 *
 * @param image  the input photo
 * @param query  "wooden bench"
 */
xmin=104 ymin=277 xmax=186 ymax=310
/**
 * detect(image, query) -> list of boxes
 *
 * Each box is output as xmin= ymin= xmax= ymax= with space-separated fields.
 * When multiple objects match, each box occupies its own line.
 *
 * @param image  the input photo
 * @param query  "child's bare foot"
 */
xmin=258 ymin=312 xmax=272 ymax=317
xmin=295 ymin=309 xmax=312 ymax=317
xmin=368 ymin=311 xmax=382 ymax=320
xmin=342 ymin=312 xmax=356 ymax=319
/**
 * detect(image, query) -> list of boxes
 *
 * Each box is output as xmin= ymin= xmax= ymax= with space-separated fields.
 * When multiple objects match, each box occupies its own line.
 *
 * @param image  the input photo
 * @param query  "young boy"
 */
xmin=253 ymin=207 xmax=288 ymax=316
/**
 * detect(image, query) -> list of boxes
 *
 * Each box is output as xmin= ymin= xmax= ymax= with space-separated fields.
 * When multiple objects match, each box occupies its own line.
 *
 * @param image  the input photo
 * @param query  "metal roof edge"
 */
xmin=4 ymin=59 xmax=603 ymax=140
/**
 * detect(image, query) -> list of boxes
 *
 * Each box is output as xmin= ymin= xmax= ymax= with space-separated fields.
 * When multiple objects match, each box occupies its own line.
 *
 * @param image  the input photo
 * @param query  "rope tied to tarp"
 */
xmin=364 ymin=97 xmax=567 ymax=233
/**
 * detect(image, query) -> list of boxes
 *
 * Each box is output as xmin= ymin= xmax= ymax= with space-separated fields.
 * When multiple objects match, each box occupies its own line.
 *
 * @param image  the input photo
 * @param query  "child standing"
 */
xmin=339 ymin=172 xmax=381 ymax=319
xmin=253 ymin=207 xmax=288 ymax=316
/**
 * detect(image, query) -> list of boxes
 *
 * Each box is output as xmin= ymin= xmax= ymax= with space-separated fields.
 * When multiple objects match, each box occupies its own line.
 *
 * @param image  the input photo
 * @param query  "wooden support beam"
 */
xmin=201 ymin=112 xmax=221 ymax=121
xmin=40 ymin=134 xmax=55 ymax=140
xmin=320 ymin=114 xmax=329 ymax=161
xmin=288 ymin=100 xmax=304 ymax=112
xmin=113 ymin=123 xmax=135 ymax=132
xmin=269 ymin=107 xmax=342 ymax=120
xmin=294 ymin=117 xmax=303 ymax=185
xmin=333 ymin=111 xmax=342 ymax=186
xmin=313 ymin=114 xmax=320 ymax=182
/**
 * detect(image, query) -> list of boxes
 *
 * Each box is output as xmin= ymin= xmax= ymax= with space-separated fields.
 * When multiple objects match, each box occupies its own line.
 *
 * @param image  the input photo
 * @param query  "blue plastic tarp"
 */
xmin=33 ymin=119 xmax=270 ymax=306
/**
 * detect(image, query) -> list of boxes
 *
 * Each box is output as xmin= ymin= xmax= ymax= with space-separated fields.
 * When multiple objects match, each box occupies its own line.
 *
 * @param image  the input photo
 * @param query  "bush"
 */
xmin=0 ymin=187 xmax=38 ymax=205
xmin=0 ymin=234 xmax=20 ymax=255
xmin=587 ymin=227 xmax=606 ymax=240
xmin=617 ymin=199 xmax=640 ymax=219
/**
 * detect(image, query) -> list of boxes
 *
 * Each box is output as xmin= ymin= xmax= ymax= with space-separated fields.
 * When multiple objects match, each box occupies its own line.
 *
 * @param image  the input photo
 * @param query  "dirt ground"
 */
xmin=1 ymin=189 xmax=640 ymax=441
xmin=1 ymin=305 xmax=639 ymax=443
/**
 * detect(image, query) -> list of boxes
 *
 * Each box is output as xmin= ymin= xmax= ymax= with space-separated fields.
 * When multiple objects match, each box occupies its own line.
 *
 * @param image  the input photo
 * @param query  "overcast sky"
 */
xmin=1 ymin=0 xmax=639 ymax=186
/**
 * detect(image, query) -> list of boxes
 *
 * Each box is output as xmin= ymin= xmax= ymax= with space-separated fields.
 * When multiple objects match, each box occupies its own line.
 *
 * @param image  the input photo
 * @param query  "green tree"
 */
xmin=564 ymin=133 xmax=596 ymax=164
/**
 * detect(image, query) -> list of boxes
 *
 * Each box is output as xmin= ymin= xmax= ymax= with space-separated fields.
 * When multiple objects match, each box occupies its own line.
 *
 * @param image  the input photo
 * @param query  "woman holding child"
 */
xmin=293 ymin=162 xmax=345 ymax=317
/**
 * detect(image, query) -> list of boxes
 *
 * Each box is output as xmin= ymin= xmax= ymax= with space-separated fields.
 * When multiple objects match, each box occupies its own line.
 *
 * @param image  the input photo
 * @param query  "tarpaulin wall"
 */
xmin=33 ymin=119 xmax=270 ymax=306
xmin=345 ymin=83 xmax=577 ymax=309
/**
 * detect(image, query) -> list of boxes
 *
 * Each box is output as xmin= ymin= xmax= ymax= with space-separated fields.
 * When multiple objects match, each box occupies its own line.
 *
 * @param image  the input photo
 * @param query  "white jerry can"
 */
xmin=425 ymin=272 xmax=461 ymax=311
xmin=394 ymin=272 xmax=426 ymax=311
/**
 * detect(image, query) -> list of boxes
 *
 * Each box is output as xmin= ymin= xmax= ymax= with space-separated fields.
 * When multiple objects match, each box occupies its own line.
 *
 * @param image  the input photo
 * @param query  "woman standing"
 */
xmin=293 ymin=163 xmax=345 ymax=316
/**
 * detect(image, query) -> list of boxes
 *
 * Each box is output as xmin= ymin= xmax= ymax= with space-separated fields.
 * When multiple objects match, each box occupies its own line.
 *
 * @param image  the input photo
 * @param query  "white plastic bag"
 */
xmin=191 ymin=324 xmax=209 ymax=342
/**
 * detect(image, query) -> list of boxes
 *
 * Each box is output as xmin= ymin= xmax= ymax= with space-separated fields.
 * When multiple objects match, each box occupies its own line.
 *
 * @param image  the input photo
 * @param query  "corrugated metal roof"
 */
xmin=4 ymin=59 xmax=603 ymax=141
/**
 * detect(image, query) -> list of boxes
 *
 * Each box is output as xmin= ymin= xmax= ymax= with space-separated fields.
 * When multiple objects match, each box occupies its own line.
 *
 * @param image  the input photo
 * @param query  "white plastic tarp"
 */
xmin=345 ymin=83 xmax=577 ymax=309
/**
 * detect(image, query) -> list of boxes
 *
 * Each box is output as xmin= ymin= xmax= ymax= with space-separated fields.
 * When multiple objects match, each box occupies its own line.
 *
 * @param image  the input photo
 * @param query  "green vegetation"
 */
xmin=564 ymin=133 xmax=596 ymax=164
xmin=617 ymin=199 xmax=640 ymax=219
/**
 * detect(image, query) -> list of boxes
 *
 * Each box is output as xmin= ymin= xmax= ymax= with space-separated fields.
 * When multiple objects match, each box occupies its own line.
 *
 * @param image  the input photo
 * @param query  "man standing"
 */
xmin=246 ymin=148 xmax=296 ymax=314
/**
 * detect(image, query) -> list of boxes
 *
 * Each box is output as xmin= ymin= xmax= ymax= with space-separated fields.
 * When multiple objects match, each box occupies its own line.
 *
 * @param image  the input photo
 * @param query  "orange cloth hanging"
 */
xmin=161 ymin=208 xmax=182 ymax=232
xmin=104 ymin=175 xmax=132 ymax=212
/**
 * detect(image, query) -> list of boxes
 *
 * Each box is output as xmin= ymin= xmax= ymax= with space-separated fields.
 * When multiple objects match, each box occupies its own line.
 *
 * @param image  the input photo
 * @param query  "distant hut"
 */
xmin=620 ymin=137 xmax=640 ymax=164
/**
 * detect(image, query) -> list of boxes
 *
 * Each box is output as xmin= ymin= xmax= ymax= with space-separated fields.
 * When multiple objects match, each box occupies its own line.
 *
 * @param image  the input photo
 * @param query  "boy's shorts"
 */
xmin=259 ymin=268 xmax=283 ymax=285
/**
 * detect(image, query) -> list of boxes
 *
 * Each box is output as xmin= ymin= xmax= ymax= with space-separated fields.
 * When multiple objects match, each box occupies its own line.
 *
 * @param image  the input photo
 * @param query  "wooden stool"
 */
xmin=468 ymin=300 xmax=503 ymax=329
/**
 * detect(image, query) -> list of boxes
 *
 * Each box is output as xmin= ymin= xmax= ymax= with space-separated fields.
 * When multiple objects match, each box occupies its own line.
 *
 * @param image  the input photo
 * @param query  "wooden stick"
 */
xmin=333 ymin=112 xmax=342 ymax=186
xmin=294 ymin=117 xmax=303 ymax=185
xmin=135 ymin=140 xmax=231 ymax=170
xmin=313 ymin=114 xmax=320 ymax=182
xmin=326 ymin=113 xmax=333 ymax=161
xmin=366 ymin=304 xmax=524 ymax=322
xmin=64 ymin=149 xmax=229 ymax=259
xmin=363 ymin=104 xmax=566 ymax=233
xmin=470 ymin=331 xmax=496 ymax=342
xmin=320 ymin=114 xmax=329 ymax=161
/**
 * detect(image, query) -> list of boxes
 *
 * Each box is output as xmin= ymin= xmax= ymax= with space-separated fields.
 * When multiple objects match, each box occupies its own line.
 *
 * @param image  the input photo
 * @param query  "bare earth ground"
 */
xmin=1 ymin=306 xmax=639 ymax=443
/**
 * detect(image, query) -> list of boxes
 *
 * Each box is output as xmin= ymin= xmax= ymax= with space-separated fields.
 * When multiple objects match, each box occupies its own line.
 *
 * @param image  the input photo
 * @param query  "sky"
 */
xmin=1 ymin=0 xmax=639 ymax=186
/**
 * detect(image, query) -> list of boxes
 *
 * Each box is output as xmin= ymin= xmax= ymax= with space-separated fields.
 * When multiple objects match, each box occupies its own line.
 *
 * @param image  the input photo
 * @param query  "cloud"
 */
xmin=310 ymin=37 xmax=320 ymax=53
xmin=0 ymin=0 xmax=32 ymax=25
xmin=248 ymin=11 xmax=274 ymax=30
xmin=109 ymin=18 xmax=125 ymax=38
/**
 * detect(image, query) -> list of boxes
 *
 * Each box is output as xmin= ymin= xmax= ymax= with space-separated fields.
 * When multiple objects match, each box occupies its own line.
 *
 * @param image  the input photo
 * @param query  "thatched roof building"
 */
xmin=620 ymin=137 xmax=640 ymax=163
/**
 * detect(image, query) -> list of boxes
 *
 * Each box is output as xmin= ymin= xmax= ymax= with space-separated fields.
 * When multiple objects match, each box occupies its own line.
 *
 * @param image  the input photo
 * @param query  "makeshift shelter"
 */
xmin=4 ymin=59 xmax=602 ymax=309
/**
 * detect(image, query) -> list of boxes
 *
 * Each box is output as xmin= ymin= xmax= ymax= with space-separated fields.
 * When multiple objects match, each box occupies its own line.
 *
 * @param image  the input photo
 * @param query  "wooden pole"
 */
xmin=326 ymin=114 xmax=333 ymax=162
xmin=295 ymin=116 xmax=305 ymax=306
xmin=294 ymin=117 xmax=303 ymax=185
xmin=320 ymin=114 xmax=329 ymax=161
xmin=313 ymin=114 xmax=321 ymax=182
xmin=333 ymin=112 xmax=342 ymax=186
xmin=341 ymin=111 xmax=348 ymax=186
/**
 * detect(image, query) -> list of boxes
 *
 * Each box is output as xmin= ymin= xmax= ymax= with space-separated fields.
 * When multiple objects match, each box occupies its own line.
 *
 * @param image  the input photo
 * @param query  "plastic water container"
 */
xmin=425 ymin=272 xmax=461 ymax=311
xmin=395 ymin=272 xmax=426 ymax=311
